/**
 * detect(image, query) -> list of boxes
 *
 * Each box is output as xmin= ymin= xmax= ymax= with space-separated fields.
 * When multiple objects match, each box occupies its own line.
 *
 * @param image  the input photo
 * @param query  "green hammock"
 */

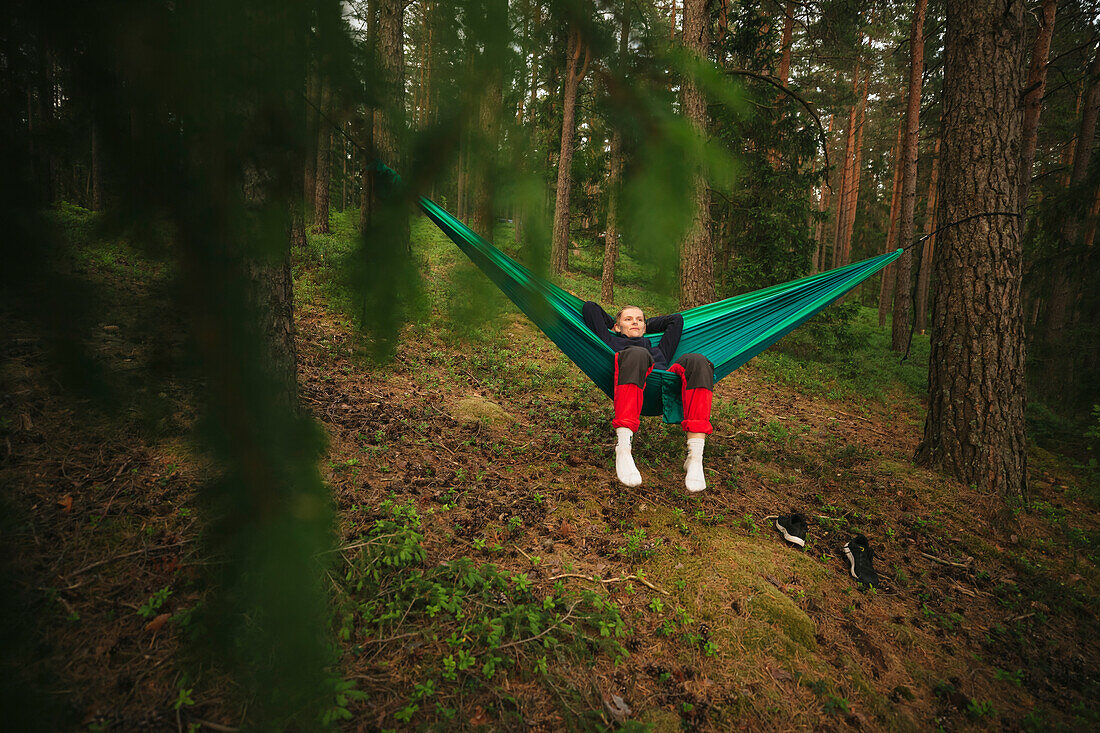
xmin=418 ymin=196 xmax=902 ymax=424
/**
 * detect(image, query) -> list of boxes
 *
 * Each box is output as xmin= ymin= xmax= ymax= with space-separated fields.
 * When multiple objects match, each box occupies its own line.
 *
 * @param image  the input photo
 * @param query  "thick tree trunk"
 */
xmin=601 ymin=2 xmax=630 ymax=304
xmin=470 ymin=81 xmax=501 ymax=240
xmin=550 ymin=28 xmax=588 ymax=275
xmin=1019 ymin=0 xmax=1057 ymax=205
xmin=245 ymin=255 xmax=299 ymax=405
xmin=680 ymin=0 xmax=714 ymax=308
xmin=890 ymin=0 xmax=928 ymax=351
xmin=916 ymin=0 xmax=1027 ymax=503
xmin=370 ymin=0 xmax=408 ymax=251
xmin=878 ymin=118 xmax=905 ymax=326
xmin=312 ymin=81 xmax=333 ymax=233
xmin=914 ymin=136 xmax=941 ymax=333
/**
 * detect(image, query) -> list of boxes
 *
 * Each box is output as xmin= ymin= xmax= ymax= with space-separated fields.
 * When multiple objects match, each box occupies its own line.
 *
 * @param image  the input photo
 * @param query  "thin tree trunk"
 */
xmin=1049 ymin=47 xmax=1100 ymax=341
xmin=891 ymin=0 xmax=928 ymax=351
xmin=914 ymin=136 xmax=941 ymax=333
xmin=917 ymin=0 xmax=1027 ymax=503
xmin=601 ymin=2 xmax=630 ymax=303
xmin=813 ymin=115 xmax=836 ymax=272
xmin=550 ymin=28 xmax=589 ymax=275
xmin=358 ymin=110 xmax=374 ymax=233
xmin=312 ymin=80 xmax=333 ymax=234
xmin=1084 ymin=183 xmax=1100 ymax=247
xmin=679 ymin=0 xmax=714 ymax=308
xmin=832 ymin=64 xmax=861 ymax=268
xmin=1019 ymin=0 xmax=1057 ymax=205
xmin=777 ymin=1 xmax=794 ymax=86
xmin=840 ymin=71 xmax=869 ymax=267
xmin=304 ymin=69 xmax=320 ymax=225
xmin=879 ymin=118 xmax=905 ymax=326
xmin=91 ymin=122 xmax=104 ymax=211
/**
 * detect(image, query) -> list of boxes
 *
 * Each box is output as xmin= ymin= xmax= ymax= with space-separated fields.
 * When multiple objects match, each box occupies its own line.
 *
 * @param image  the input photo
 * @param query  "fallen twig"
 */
xmin=919 ymin=551 xmax=972 ymax=569
xmin=65 ymin=540 xmax=191 ymax=578
xmin=549 ymin=572 xmax=669 ymax=596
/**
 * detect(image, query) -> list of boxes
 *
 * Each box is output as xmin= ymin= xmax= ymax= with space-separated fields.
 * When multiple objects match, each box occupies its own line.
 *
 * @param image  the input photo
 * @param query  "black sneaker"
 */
xmin=775 ymin=514 xmax=808 ymax=547
xmin=842 ymin=535 xmax=880 ymax=589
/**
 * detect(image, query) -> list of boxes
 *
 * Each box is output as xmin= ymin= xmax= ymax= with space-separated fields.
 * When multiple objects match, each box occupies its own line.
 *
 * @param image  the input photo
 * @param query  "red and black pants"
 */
xmin=613 ymin=347 xmax=714 ymax=434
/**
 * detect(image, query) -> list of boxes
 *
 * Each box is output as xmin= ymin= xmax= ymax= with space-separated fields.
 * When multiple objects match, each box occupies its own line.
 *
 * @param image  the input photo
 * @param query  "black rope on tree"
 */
xmin=898 ymin=210 xmax=1021 ymax=362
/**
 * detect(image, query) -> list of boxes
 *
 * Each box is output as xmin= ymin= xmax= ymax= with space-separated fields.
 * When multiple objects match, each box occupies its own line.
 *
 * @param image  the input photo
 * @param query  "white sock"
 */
xmin=684 ymin=437 xmax=706 ymax=492
xmin=614 ymin=427 xmax=642 ymax=487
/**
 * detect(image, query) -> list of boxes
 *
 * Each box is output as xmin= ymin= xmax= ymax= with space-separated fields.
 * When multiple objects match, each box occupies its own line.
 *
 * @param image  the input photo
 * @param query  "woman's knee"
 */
xmin=616 ymin=347 xmax=653 ymax=386
xmin=676 ymin=353 xmax=714 ymax=388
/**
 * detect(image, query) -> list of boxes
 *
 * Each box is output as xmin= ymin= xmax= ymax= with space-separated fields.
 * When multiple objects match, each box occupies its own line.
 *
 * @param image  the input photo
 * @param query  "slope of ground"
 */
xmin=1 ymin=206 xmax=1097 ymax=731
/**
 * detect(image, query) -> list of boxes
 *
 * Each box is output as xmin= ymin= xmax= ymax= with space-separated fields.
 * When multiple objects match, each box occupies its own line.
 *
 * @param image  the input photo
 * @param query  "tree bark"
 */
xmin=679 ymin=0 xmax=714 ymax=308
xmin=813 ymin=115 xmax=836 ymax=272
xmin=312 ymin=80 xmax=333 ymax=233
xmin=890 ymin=0 xmax=928 ymax=351
xmin=91 ymin=122 xmax=104 ymax=211
xmin=550 ymin=28 xmax=589 ymax=275
xmin=1048 ymin=47 xmax=1100 ymax=342
xmin=878 ymin=118 xmax=905 ymax=326
xmin=914 ymin=136 xmax=941 ymax=333
xmin=470 ymin=80 xmax=501 ymax=240
xmin=839 ymin=71 xmax=869 ymax=267
xmin=304 ymin=69 xmax=320 ymax=225
xmin=1019 ymin=0 xmax=1057 ymax=206
xmin=831 ymin=97 xmax=858 ymax=268
xmin=369 ymin=0 xmax=408 ymax=250
xmin=916 ymin=0 xmax=1027 ymax=503
xmin=601 ymin=2 xmax=631 ymax=304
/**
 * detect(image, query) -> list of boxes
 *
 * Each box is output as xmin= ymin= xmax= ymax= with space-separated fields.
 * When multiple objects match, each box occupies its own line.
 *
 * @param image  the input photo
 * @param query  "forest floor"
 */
xmin=2 ymin=206 xmax=1099 ymax=732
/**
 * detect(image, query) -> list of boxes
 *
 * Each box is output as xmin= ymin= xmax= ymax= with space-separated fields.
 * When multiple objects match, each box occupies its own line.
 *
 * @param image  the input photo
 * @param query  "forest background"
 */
xmin=2 ymin=0 xmax=1099 ymax=730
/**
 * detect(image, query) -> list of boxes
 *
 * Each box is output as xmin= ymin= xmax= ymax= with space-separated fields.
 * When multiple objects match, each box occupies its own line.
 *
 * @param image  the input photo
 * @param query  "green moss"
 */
xmin=449 ymin=395 xmax=514 ymax=428
xmin=641 ymin=510 xmax=828 ymax=665
xmin=746 ymin=586 xmax=816 ymax=648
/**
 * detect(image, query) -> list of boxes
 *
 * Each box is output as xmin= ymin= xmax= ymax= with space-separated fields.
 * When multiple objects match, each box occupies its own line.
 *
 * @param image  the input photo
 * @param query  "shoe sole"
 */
xmin=774 ymin=520 xmax=805 ymax=547
xmin=842 ymin=543 xmax=859 ymax=580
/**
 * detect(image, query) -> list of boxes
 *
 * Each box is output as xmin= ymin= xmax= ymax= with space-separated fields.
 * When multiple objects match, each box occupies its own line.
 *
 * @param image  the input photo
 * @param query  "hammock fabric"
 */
xmin=418 ymin=195 xmax=902 ymax=424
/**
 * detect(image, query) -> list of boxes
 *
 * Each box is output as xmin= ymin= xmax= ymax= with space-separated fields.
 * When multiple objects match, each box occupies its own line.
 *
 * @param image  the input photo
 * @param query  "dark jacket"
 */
xmin=581 ymin=301 xmax=683 ymax=370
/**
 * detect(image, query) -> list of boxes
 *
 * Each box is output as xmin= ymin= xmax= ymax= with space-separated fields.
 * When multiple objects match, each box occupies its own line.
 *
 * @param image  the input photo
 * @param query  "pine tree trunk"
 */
xmin=304 ymin=69 xmax=320 ymax=225
xmin=813 ymin=115 xmax=836 ymax=272
xmin=840 ymin=72 xmax=869 ymax=267
xmin=312 ymin=81 xmax=333 ymax=233
xmin=890 ymin=0 xmax=928 ymax=351
xmin=550 ymin=28 xmax=588 ymax=275
xmin=601 ymin=2 xmax=630 ymax=304
xmin=1019 ymin=0 xmax=1057 ymax=205
xmin=777 ymin=1 xmax=794 ymax=86
xmin=679 ymin=0 xmax=714 ymax=308
xmin=358 ymin=110 xmax=374 ymax=233
xmin=91 ymin=122 xmax=104 ymax=211
xmin=878 ymin=118 xmax=905 ymax=326
xmin=370 ymin=0 xmax=408 ymax=250
xmin=471 ymin=81 xmax=501 ymax=240
xmin=916 ymin=0 xmax=1027 ymax=503
xmin=914 ymin=136 xmax=941 ymax=333
xmin=831 ymin=90 xmax=859 ymax=269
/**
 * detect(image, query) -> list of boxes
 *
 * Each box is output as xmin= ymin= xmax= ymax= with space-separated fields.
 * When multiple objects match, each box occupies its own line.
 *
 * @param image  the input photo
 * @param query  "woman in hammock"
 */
xmin=581 ymin=302 xmax=714 ymax=492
